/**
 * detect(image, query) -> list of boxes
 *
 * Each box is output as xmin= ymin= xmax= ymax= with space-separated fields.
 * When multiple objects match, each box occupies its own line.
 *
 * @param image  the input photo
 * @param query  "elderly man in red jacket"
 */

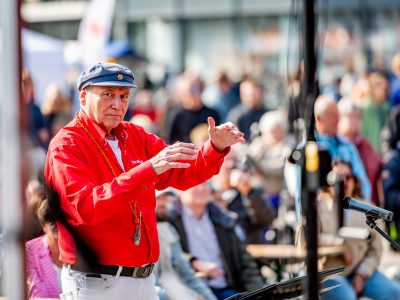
xmin=44 ymin=62 xmax=245 ymax=300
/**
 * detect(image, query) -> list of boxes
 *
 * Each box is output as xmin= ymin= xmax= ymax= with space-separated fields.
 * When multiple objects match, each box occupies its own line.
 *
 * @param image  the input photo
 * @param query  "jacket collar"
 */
xmin=316 ymin=132 xmax=334 ymax=142
xmin=77 ymin=109 xmax=128 ymax=145
xmin=316 ymin=132 xmax=346 ymax=146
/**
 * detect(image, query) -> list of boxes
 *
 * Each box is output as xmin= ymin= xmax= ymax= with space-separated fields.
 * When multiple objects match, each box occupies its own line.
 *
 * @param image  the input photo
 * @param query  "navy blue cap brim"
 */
xmin=90 ymin=81 xmax=137 ymax=88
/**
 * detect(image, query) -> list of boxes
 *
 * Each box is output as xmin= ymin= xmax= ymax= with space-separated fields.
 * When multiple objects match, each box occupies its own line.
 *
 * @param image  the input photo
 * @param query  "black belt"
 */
xmin=66 ymin=263 xmax=155 ymax=279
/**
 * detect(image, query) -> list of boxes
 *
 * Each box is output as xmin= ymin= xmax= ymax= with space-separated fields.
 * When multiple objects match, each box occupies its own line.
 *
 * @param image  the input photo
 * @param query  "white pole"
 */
xmin=0 ymin=0 xmax=26 ymax=298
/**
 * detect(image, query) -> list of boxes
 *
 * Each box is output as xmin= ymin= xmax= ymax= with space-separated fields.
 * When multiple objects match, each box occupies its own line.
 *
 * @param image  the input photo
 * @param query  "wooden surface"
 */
xmin=246 ymin=244 xmax=343 ymax=261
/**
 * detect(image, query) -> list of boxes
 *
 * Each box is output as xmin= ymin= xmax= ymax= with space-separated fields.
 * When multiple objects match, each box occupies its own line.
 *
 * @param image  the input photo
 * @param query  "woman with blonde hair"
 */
xmin=41 ymin=83 xmax=68 ymax=136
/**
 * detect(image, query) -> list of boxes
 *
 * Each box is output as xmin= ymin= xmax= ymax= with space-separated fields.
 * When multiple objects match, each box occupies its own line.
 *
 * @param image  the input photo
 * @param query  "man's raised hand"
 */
xmin=207 ymin=117 xmax=245 ymax=151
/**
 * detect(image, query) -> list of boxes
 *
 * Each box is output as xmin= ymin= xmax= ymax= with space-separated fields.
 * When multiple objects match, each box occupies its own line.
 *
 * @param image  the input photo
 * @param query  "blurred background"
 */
xmin=20 ymin=0 xmax=400 ymax=109
xmin=1 ymin=0 xmax=400 ymax=298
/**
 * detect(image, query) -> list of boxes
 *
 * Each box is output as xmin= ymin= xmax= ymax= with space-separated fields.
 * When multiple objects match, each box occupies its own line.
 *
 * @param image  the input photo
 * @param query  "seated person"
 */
xmin=247 ymin=110 xmax=294 ymax=199
xmin=211 ymin=148 xmax=276 ymax=244
xmin=25 ymin=199 xmax=62 ymax=298
xmin=298 ymin=161 xmax=400 ymax=300
xmin=166 ymin=182 xmax=265 ymax=300
xmin=155 ymin=188 xmax=217 ymax=300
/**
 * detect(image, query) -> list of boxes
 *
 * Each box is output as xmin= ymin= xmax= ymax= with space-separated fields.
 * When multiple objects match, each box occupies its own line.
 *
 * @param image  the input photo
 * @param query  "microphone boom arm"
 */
xmin=365 ymin=209 xmax=391 ymax=221
xmin=365 ymin=216 xmax=400 ymax=252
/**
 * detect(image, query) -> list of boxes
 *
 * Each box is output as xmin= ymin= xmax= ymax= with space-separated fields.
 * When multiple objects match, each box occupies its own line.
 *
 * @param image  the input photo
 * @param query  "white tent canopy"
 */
xmin=22 ymin=28 xmax=69 ymax=105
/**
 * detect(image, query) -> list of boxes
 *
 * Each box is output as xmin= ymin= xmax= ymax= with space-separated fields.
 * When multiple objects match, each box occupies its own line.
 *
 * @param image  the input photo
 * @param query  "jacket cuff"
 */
xmin=126 ymin=160 xmax=160 ymax=187
xmin=356 ymin=265 xmax=373 ymax=279
xmin=205 ymin=139 xmax=230 ymax=157
xmin=210 ymin=140 xmax=231 ymax=154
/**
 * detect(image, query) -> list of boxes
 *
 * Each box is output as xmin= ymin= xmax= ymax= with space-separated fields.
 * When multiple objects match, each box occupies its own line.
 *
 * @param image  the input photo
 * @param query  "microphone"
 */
xmin=342 ymin=196 xmax=393 ymax=221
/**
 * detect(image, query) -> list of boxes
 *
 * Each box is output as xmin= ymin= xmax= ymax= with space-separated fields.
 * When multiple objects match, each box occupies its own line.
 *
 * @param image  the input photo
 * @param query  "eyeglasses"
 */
xmin=342 ymin=174 xmax=353 ymax=181
xmin=189 ymin=86 xmax=202 ymax=95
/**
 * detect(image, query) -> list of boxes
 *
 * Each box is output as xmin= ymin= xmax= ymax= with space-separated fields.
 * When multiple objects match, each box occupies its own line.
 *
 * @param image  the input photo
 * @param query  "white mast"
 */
xmin=0 ymin=0 xmax=26 ymax=298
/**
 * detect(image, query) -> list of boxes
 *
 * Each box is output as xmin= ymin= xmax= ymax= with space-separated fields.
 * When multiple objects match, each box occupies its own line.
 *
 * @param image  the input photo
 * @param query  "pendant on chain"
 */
xmin=133 ymin=211 xmax=142 ymax=246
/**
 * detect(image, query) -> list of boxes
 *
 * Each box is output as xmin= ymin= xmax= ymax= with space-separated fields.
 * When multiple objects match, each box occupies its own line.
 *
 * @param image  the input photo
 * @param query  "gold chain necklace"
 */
xmin=75 ymin=113 xmax=117 ymax=177
xmin=75 ymin=113 xmax=141 ymax=246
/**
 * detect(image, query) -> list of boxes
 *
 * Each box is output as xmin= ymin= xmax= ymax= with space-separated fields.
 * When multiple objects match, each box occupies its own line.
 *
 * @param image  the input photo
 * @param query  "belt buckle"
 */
xmin=132 ymin=264 xmax=153 ymax=278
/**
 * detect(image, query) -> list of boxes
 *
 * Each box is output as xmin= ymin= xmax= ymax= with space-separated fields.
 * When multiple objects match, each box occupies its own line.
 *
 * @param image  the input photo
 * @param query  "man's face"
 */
xmin=80 ymin=85 xmax=131 ymax=133
xmin=370 ymin=76 xmax=388 ymax=103
xmin=338 ymin=111 xmax=361 ymax=139
xmin=180 ymin=181 xmax=212 ymax=208
xmin=156 ymin=193 xmax=174 ymax=221
xmin=317 ymin=102 xmax=339 ymax=136
xmin=332 ymin=163 xmax=355 ymax=197
xmin=240 ymin=81 xmax=262 ymax=108
xmin=181 ymin=79 xmax=203 ymax=110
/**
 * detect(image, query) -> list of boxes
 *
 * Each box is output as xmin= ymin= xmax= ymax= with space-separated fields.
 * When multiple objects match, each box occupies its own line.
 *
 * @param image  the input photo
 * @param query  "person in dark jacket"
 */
xmin=22 ymin=69 xmax=50 ymax=149
xmin=212 ymin=149 xmax=276 ymax=244
xmin=166 ymin=181 xmax=265 ymax=300
xmin=166 ymin=73 xmax=220 ymax=144
xmin=382 ymin=104 xmax=400 ymax=157
xmin=382 ymin=147 xmax=400 ymax=242
xmin=227 ymin=78 xmax=267 ymax=141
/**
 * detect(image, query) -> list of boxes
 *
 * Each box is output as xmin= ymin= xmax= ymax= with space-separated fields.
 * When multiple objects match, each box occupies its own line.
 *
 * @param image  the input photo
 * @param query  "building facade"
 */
xmin=22 ymin=0 xmax=400 ymax=107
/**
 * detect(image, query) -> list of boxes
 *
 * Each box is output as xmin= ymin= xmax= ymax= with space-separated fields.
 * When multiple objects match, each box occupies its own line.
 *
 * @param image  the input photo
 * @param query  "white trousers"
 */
xmin=59 ymin=266 xmax=159 ymax=300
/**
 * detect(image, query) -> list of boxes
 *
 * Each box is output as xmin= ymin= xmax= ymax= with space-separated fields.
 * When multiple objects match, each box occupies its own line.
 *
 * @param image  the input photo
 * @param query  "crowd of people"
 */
xmin=19 ymin=50 xmax=400 ymax=299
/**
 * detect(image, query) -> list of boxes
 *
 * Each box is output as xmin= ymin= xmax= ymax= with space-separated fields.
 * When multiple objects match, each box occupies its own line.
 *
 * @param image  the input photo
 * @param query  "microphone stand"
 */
xmin=365 ymin=216 xmax=400 ymax=252
xmin=334 ymin=179 xmax=344 ymax=229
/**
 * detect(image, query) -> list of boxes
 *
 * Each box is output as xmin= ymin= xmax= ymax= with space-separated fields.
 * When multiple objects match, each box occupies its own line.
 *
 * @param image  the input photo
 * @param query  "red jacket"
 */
xmin=45 ymin=110 xmax=228 ymax=266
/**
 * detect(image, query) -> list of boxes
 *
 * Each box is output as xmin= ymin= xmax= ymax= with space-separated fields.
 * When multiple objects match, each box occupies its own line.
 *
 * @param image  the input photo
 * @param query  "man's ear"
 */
xmin=80 ymin=89 xmax=87 ymax=106
xmin=314 ymin=115 xmax=322 ymax=131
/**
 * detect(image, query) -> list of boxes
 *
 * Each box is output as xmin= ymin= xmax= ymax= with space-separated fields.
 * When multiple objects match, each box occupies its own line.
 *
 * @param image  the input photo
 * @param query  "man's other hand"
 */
xmin=150 ymin=142 xmax=198 ymax=175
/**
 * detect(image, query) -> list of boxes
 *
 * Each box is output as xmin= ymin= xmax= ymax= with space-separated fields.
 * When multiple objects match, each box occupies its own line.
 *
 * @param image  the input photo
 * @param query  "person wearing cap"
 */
xmin=44 ymin=62 xmax=245 ymax=299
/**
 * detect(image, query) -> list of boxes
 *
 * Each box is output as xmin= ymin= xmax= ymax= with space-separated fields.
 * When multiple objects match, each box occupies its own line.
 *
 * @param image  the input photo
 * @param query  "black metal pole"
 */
xmin=302 ymin=0 xmax=319 ymax=299
xmin=303 ymin=0 xmax=317 ymax=143
xmin=335 ymin=180 xmax=345 ymax=228
xmin=303 ymin=144 xmax=319 ymax=300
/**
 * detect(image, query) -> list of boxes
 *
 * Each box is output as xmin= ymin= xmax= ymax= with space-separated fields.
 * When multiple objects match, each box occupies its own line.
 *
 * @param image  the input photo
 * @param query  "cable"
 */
xmin=303 ymin=0 xmax=330 ymax=142
xmin=286 ymin=0 xmax=297 ymax=102
xmin=286 ymin=0 xmax=304 ymax=143
xmin=316 ymin=0 xmax=329 ymax=69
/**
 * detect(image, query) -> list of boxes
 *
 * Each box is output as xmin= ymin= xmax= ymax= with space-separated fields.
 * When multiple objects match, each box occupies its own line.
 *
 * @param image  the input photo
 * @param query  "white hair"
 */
xmin=259 ymin=110 xmax=288 ymax=134
xmin=337 ymin=97 xmax=362 ymax=116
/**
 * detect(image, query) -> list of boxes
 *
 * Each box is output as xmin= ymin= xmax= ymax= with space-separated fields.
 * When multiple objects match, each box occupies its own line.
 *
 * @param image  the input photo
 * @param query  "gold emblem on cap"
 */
xmin=117 ymin=74 xmax=124 ymax=80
